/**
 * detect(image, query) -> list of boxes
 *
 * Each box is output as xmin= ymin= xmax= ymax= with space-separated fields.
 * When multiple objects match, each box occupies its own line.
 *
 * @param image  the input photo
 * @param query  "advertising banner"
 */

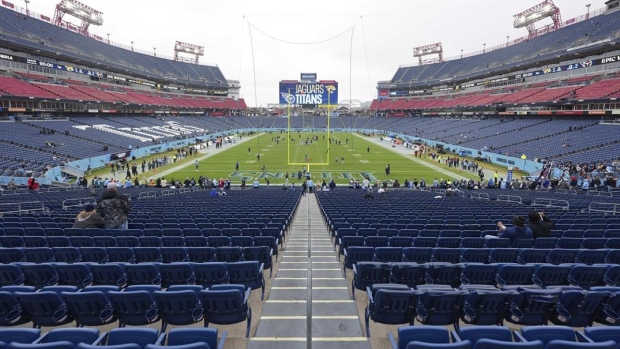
xmin=279 ymin=81 xmax=338 ymax=106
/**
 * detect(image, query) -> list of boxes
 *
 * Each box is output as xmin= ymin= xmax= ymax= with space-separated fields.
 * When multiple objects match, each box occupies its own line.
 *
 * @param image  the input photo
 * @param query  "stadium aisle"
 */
xmin=247 ymin=193 xmax=369 ymax=349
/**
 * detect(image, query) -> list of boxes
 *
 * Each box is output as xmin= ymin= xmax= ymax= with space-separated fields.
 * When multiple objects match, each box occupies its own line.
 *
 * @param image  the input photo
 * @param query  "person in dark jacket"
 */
xmin=72 ymin=203 xmax=105 ymax=229
xmin=497 ymin=215 xmax=533 ymax=243
xmin=527 ymin=211 xmax=555 ymax=238
xmin=96 ymin=182 xmax=131 ymax=229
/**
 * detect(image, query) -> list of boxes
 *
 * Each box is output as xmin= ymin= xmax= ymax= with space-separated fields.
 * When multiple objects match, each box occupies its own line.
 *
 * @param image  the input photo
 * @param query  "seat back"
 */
xmin=125 ymin=264 xmax=161 ymax=286
xmin=166 ymin=328 xmax=218 ymax=349
xmin=402 ymin=247 xmax=432 ymax=264
xmin=14 ymin=291 xmax=74 ymax=327
xmin=568 ymin=265 xmax=607 ymax=290
xmin=397 ymin=326 xmax=450 ymax=349
xmin=344 ymin=247 xmax=375 ymax=270
xmin=391 ymin=263 xmax=424 ymax=288
xmin=505 ymin=289 xmax=560 ymax=325
xmin=154 ymin=290 xmax=203 ymax=330
xmin=106 ymin=328 xmax=160 ymax=348
xmin=460 ymin=264 xmax=497 ymax=287
xmin=415 ymin=290 xmax=467 ymax=326
xmin=496 ymin=265 xmax=535 ymax=287
xmin=61 ymin=290 xmax=116 ymax=326
xmin=531 ymin=265 xmax=571 ymax=288
xmin=188 ymin=247 xmax=216 ymax=263
xmin=518 ymin=249 xmax=549 ymax=264
xmin=20 ymin=264 xmax=59 ymax=289
xmin=193 ymin=263 xmax=228 ymax=288
xmin=200 ymin=287 xmax=248 ymax=325
xmin=0 ymin=264 xmax=25 ymax=287
xmin=0 ymin=328 xmax=41 ymax=345
xmin=55 ymin=264 xmax=93 ymax=288
xmin=519 ymin=326 xmax=576 ymax=346
xmin=459 ymin=248 xmax=488 ymax=263
xmin=461 ymin=290 xmax=516 ymax=326
xmin=551 ymin=290 xmax=609 ymax=327
xmin=159 ymin=264 xmax=195 ymax=288
xmin=108 ymin=291 xmax=160 ymax=326
xmin=39 ymin=328 xmax=100 ymax=345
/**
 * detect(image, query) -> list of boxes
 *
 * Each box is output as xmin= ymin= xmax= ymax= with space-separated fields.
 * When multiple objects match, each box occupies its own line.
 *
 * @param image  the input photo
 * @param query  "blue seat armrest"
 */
xmin=514 ymin=331 xmax=526 ymax=342
xmin=258 ymin=263 xmax=264 ymax=274
xmin=366 ymin=287 xmax=374 ymax=303
xmin=344 ymin=249 xmax=348 ymax=258
xmin=244 ymin=287 xmax=252 ymax=302
xmin=451 ymin=330 xmax=462 ymax=343
xmin=269 ymin=249 xmax=274 ymax=258
xmin=155 ymin=332 xmax=166 ymax=346
xmin=387 ymin=332 xmax=398 ymax=349
xmin=93 ymin=332 xmax=107 ymax=346
xmin=575 ymin=331 xmax=593 ymax=343
xmin=353 ymin=264 xmax=358 ymax=276
xmin=217 ymin=330 xmax=228 ymax=349
xmin=33 ymin=333 xmax=47 ymax=344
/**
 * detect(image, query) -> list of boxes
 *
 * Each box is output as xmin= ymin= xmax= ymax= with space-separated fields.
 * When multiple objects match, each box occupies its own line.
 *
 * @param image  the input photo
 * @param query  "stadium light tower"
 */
xmin=513 ymin=0 xmax=562 ymax=39
xmin=174 ymin=41 xmax=205 ymax=64
xmin=24 ymin=0 xmax=29 ymax=16
xmin=586 ymin=4 xmax=591 ymax=19
xmin=412 ymin=42 xmax=443 ymax=66
xmin=53 ymin=0 xmax=103 ymax=35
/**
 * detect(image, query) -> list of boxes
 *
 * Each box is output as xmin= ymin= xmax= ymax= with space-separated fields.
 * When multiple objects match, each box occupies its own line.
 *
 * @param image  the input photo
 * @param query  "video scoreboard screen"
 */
xmin=279 ymin=80 xmax=338 ymax=106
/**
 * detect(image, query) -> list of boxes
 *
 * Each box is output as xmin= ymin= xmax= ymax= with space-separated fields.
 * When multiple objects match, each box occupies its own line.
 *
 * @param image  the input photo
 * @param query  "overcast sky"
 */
xmin=23 ymin=0 xmax=594 ymax=106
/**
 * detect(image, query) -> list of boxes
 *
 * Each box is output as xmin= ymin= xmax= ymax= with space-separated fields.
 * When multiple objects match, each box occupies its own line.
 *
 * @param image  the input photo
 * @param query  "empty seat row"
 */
xmin=0 ymin=241 xmax=278 ymax=265
xmin=351 ymin=262 xmax=620 ymax=297
xmin=0 ymin=283 xmax=249 ymax=338
xmin=0 ymin=226 xmax=285 ymax=239
xmin=366 ymin=283 xmax=620 ymax=338
xmin=0 ymin=261 xmax=267 ymax=293
xmin=337 ymin=234 xmax=620 ymax=250
xmin=0 ymin=234 xmax=282 ymax=251
xmin=343 ymin=246 xmax=620 ymax=268
xmin=387 ymin=325 xmax=620 ymax=349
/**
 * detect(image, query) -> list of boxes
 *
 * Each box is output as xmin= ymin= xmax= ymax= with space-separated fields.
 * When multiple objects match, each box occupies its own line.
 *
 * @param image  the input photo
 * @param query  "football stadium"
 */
xmin=1 ymin=0 xmax=620 ymax=348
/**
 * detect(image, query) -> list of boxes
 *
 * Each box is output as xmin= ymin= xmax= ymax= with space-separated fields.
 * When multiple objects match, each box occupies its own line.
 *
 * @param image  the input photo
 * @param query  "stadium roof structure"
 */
xmin=0 ymin=4 xmax=228 ymax=92
xmin=389 ymin=6 xmax=619 ymax=90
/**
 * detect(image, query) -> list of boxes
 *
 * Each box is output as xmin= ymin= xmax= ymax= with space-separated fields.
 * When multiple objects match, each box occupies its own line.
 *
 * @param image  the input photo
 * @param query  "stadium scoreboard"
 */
xmin=279 ymin=79 xmax=338 ymax=107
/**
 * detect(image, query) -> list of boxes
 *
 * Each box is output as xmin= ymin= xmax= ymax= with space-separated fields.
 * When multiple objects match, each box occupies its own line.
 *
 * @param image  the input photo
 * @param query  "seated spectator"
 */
xmin=72 ymin=203 xmax=105 ymax=229
xmin=496 ymin=216 xmax=533 ymax=243
xmin=7 ymin=179 xmax=16 ymax=190
xmin=527 ymin=211 xmax=554 ymax=238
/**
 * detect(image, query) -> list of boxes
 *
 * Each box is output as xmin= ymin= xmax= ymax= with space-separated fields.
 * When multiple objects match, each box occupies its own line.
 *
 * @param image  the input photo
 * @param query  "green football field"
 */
xmin=166 ymin=132 xmax=473 ymax=185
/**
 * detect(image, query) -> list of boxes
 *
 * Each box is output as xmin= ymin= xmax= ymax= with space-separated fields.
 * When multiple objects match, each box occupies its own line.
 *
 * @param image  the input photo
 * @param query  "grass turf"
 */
xmin=164 ymin=131 xmax=479 ymax=185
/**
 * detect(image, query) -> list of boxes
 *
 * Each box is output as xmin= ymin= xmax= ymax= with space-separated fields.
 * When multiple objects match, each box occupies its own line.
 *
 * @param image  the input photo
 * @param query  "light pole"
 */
xmin=24 ymin=0 xmax=29 ymax=16
xmin=153 ymin=47 xmax=156 ymax=57
xmin=131 ymin=41 xmax=134 ymax=51
xmin=586 ymin=4 xmax=591 ymax=19
xmin=107 ymin=33 xmax=110 ymax=44
xmin=460 ymin=49 xmax=463 ymax=59
xmin=506 ymin=35 xmax=510 ymax=46
xmin=483 ymin=43 xmax=486 ymax=53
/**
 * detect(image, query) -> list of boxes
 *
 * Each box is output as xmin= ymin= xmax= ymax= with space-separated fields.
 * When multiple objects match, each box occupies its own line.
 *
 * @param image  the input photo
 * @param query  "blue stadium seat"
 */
xmin=365 ymin=284 xmax=419 ymax=338
xmin=200 ymin=285 xmax=252 ymax=338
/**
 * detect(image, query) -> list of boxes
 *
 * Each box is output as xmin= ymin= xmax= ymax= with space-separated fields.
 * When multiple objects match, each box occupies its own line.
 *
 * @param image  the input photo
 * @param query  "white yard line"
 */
xmin=353 ymin=133 xmax=470 ymax=181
